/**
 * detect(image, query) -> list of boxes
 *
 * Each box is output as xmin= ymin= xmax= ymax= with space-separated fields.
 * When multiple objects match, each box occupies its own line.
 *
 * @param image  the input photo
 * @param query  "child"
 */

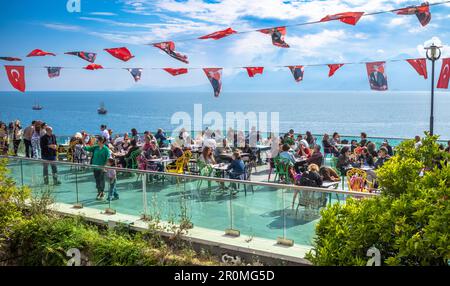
xmin=106 ymin=158 xmax=119 ymax=201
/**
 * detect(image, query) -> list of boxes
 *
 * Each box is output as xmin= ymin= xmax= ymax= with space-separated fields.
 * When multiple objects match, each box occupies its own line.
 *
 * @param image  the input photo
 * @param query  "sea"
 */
xmin=1 ymin=91 xmax=449 ymax=140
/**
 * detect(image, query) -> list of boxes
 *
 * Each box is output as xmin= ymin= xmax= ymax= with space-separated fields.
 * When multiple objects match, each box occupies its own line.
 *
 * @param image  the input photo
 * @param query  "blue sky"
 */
xmin=0 ymin=0 xmax=449 ymax=91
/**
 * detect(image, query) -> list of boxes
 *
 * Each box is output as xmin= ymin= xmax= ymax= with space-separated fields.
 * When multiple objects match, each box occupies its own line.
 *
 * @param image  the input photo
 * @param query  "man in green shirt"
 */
xmin=84 ymin=136 xmax=111 ymax=200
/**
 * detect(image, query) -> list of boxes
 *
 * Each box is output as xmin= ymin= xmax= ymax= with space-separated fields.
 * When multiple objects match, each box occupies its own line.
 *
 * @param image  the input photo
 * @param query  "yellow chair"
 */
xmin=346 ymin=168 xmax=371 ymax=193
xmin=166 ymin=151 xmax=192 ymax=174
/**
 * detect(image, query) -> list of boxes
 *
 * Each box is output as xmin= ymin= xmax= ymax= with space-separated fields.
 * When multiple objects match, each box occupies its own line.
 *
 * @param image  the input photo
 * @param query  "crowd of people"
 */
xmin=2 ymin=118 xmax=450 ymax=201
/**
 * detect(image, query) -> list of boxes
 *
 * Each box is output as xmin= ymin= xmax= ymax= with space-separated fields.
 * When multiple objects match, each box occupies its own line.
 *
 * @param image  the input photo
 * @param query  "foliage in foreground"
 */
xmin=0 ymin=159 xmax=218 ymax=266
xmin=306 ymin=134 xmax=450 ymax=266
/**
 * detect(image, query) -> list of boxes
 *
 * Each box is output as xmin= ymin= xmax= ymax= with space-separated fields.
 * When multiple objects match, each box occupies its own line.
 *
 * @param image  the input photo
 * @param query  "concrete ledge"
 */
xmin=48 ymin=202 xmax=313 ymax=265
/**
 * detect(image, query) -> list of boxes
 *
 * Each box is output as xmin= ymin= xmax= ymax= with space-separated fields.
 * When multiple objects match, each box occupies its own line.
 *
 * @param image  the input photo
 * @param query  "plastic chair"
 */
xmin=346 ymin=168 xmax=372 ymax=193
xmin=273 ymin=157 xmax=293 ymax=184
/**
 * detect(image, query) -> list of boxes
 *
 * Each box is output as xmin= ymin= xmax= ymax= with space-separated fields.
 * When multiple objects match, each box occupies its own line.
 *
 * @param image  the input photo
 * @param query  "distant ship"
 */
xmin=97 ymin=102 xmax=107 ymax=115
xmin=32 ymin=101 xmax=43 ymax=111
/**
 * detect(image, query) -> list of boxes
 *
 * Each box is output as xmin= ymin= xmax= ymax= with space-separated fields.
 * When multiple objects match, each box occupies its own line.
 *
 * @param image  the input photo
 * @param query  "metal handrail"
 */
xmin=1 ymin=155 xmax=378 ymax=198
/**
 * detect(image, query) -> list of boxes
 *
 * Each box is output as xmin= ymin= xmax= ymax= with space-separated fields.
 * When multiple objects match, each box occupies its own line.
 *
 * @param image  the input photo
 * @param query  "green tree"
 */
xmin=307 ymin=134 xmax=450 ymax=266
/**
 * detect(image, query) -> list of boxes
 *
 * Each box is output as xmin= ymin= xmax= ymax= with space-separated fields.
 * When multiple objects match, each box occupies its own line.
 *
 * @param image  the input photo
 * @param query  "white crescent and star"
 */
xmin=10 ymin=69 xmax=21 ymax=82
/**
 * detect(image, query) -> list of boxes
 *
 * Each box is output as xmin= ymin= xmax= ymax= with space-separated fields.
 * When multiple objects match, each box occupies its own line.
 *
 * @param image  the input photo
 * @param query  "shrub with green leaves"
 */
xmin=307 ymin=134 xmax=450 ymax=266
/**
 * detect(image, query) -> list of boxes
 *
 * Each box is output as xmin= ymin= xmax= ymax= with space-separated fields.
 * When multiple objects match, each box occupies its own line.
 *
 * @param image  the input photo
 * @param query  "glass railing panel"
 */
xmin=230 ymin=183 xmax=284 ymax=241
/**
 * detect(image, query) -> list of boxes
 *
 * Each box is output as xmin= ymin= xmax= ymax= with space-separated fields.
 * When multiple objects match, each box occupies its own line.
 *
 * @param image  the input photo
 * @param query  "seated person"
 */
xmin=299 ymin=164 xmax=323 ymax=187
xmin=322 ymin=133 xmax=339 ymax=156
xmin=367 ymin=142 xmax=378 ymax=158
xmin=350 ymin=140 xmax=358 ymax=153
xmin=306 ymin=145 xmax=323 ymax=167
xmin=143 ymin=142 xmax=163 ymax=172
xmin=320 ymin=166 xmax=341 ymax=182
xmin=169 ymin=142 xmax=184 ymax=159
xmin=122 ymin=139 xmax=140 ymax=168
xmin=279 ymin=143 xmax=296 ymax=165
xmin=373 ymin=147 xmax=390 ymax=170
xmin=155 ymin=128 xmax=167 ymax=147
xmin=296 ymin=140 xmax=312 ymax=158
xmin=227 ymin=151 xmax=245 ymax=180
xmin=336 ymin=147 xmax=354 ymax=175
xmin=357 ymin=147 xmax=375 ymax=167
xmin=329 ymin=132 xmax=341 ymax=146
xmin=241 ymin=142 xmax=257 ymax=162
xmin=199 ymin=146 xmax=216 ymax=165
xmin=382 ymin=140 xmax=394 ymax=156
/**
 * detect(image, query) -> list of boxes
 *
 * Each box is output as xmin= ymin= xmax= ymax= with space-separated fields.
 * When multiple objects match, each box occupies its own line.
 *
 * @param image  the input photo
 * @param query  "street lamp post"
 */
xmin=425 ymin=44 xmax=442 ymax=136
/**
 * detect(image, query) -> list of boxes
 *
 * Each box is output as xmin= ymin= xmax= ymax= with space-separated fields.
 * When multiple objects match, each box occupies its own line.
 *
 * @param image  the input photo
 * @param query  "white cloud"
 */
xmin=90 ymin=12 xmax=117 ymax=16
xmin=43 ymin=23 xmax=82 ymax=32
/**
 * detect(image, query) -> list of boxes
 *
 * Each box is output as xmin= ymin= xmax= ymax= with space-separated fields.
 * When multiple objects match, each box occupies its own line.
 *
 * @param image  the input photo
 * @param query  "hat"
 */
xmin=74 ymin=132 xmax=82 ymax=139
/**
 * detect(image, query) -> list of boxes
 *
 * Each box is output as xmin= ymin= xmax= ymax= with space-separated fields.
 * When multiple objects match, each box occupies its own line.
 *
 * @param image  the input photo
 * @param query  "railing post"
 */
xmin=141 ymin=173 xmax=149 ymax=220
xmin=277 ymin=188 xmax=294 ymax=246
xmin=225 ymin=187 xmax=240 ymax=237
xmin=73 ymin=168 xmax=83 ymax=209
xmin=20 ymin=159 xmax=24 ymax=187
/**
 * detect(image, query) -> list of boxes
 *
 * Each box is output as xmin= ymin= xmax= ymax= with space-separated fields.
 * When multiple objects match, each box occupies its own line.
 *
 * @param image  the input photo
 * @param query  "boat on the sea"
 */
xmin=97 ymin=102 xmax=107 ymax=115
xmin=32 ymin=101 xmax=43 ymax=111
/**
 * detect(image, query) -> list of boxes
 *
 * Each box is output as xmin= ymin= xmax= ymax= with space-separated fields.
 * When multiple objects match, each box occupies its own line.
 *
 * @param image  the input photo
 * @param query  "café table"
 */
xmin=212 ymin=163 xmax=230 ymax=178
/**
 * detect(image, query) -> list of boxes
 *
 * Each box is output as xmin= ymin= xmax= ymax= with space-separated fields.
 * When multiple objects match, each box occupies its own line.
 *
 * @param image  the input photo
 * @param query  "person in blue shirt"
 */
xmin=227 ymin=151 xmax=245 ymax=180
xmin=155 ymin=128 xmax=167 ymax=147
xmin=279 ymin=144 xmax=296 ymax=164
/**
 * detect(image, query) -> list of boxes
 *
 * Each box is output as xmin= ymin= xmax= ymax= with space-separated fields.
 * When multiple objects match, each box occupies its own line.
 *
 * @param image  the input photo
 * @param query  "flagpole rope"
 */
xmin=146 ymin=1 xmax=450 ymax=44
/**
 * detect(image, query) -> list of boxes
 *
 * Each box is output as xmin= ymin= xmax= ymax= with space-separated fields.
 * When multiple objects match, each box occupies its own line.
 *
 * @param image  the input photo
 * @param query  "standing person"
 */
xmin=100 ymin=125 xmax=110 ymax=142
xmin=23 ymin=121 xmax=35 ymax=158
xmin=40 ymin=126 xmax=61 ymax=185
xmin=11 ymin=120 xmax=22 ymax=156
xmin=414 ymin=135 xmax=422 ymax=149
xmin=83 ymin=136 xmax=111 ymax=200
xmin=360 ymin=132 xmax=368 ymax=147
xmin=0 ymin=122 xmax=8 ymax=155
xmin=31 ymin=122 xmax=42 ymax=159
xmin=106 ymin=158 xmax=119 ymax=201
xmin=306 ymin=131 xmax=316 ymax=148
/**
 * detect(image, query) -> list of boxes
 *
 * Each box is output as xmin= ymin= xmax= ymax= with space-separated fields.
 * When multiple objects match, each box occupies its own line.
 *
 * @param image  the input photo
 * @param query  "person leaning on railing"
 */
xmin=83 ymin=136 xmax=111 ymax=200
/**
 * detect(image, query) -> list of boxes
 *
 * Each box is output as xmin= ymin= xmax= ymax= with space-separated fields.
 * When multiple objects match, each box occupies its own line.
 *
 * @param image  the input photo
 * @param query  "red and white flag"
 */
xmin=84 ymin=64 xmax=103 ymax=70
xmin=0 ymin=57 xmax=22 ymax=61
xmin=27 ymin=49 xmax=56 ymax=57
xmin=153 ymin=41 xmax=189 ymax=64
xmin=437 ymin=58 xmax=450 ymax=89
xmin=163 ymin=68 xmax=188 ymax=76
xmin=203 ymin=68 xmax=223 ymax=97
xmin=259 ymin=26 xmax=289 ymax=48
xmin=245 ymin=67 xmax=264 ymax=78
xmin=328 ymin=64 xmax=344 ymax=77
xmin=199 ymin=28 xmax=237 ymax=40
xmin=396 ymin=2 xmax=431 ymax=27
xmin=320 ymin=12 xmax=364 ymax=26
xmin=406 ymin=58 xmax=427 ymax=79
xmin=366 ymin=62 xmax=388 ymax=91
xmin=104 ymin=47 xmax=134 ymax=62
xmin=5 ymin=65 xmax=26 ymax=92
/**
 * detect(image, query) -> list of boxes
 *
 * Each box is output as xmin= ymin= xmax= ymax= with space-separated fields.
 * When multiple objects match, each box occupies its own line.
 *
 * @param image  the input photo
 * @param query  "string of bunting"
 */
xmin=1 ymin=1 xmax=449 ymax=95
xmin=3 ymin=57 xmax=449 ymax=95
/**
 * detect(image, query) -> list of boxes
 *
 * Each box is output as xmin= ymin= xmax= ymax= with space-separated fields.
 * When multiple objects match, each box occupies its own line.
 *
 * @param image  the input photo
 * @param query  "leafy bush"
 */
xmin=0 ymin=158 xmax=218 ymax=266
xmin=307 ymin=134 xmax=450 ymax=266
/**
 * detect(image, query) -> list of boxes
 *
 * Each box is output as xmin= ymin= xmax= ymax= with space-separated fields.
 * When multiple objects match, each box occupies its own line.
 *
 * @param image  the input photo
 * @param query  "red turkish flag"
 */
xmin=199 ymin=28 xmax=237 ymax=40
xmin=437 ymin=58 xmax=450 ymax=89
xmin=163 ymin=68 xmax=188 ymax=76
xmin=27 ymin=49 xmax=56 ymax=57
xmin=406 ymin=58 xmax=427 ymax=79
xmin=396 ymin=2 xmax=431 ymax=27
xmin=320 ymin=12 xmax=364 ymax=25
xmin=328 ymin=64 xmax=344 ymax=77
xmin=259 ymin=26 xmax=289 ymax=48
xmin=84 ymin=64 xmax=103 ymax=70
xmin=245 ymin=67 xmax=264 ymax=77
xmin=5 ymin=66 xmax=26 ymax=92
xmin=104 ymin=47 xmax=134 ymax=62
